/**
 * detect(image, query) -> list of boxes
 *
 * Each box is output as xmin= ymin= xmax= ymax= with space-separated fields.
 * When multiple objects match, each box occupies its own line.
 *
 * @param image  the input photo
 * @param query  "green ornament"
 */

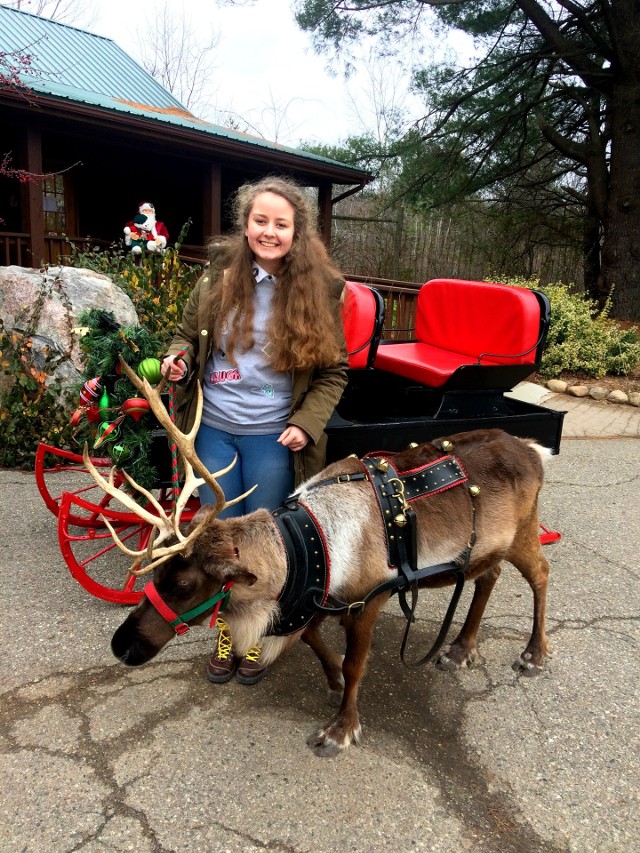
xmin=137 ymin=357 xmax=162 ymax=384
xmin=99 ymin=387 xmax=110 ymax=419
xmin=111 ymin=443 xmax=131 ymax=464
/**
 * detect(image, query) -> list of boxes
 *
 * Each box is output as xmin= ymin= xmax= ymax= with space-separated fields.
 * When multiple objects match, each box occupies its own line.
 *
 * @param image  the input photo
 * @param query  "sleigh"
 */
xmin=36 ymin=277 xmax=564 ymax=604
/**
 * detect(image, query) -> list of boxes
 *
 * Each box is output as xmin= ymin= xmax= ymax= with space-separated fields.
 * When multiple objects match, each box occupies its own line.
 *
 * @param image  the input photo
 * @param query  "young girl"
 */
xmin=161 ymin=177 xmax=348 ymax=684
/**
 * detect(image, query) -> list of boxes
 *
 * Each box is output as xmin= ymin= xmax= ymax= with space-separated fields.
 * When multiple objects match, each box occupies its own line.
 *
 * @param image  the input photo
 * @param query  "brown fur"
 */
xmin=111 ymin=428 xmax=552 ymax=757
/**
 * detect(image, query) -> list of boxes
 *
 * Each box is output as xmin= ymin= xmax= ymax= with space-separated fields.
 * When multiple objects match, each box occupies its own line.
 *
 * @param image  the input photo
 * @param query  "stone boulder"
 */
xmin=0 ymin=265 xmax=138 ymax=391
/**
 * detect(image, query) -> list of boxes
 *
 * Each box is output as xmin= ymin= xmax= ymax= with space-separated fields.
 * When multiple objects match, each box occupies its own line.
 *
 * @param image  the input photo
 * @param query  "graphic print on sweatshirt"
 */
xmin=209 ymin=366 xmax=242 ymax=385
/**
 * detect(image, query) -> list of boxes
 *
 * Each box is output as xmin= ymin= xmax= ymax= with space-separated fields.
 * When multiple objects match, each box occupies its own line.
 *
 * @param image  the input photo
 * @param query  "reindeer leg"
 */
xmin=437 ymin=561 xmax=502 ymax=671
xmin=307 ymin=595 xmax=387 ymax=758
xmin=301 ymin=616 xmax=345 ymax=707
xmin=509 ymin=516 xmax=551 ymax=675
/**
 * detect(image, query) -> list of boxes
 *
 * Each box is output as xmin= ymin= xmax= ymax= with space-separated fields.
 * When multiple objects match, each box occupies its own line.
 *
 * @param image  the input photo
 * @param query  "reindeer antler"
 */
xmin=82 ymin=356 xmax=256 ymax=574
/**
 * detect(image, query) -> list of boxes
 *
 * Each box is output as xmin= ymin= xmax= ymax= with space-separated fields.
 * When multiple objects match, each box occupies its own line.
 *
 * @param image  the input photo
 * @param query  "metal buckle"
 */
xmin=336 ymin=474 xmax=351 ymax=483
xmin=174 ymin=622 xmax=190 ymax=635
xmin=388 ymin=477 xmax=410 ymax=512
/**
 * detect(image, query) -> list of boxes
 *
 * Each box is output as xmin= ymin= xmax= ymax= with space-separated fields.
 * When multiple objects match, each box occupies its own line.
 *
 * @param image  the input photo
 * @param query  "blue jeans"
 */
xmin=194 ymin=424 xmax=294 ymax=518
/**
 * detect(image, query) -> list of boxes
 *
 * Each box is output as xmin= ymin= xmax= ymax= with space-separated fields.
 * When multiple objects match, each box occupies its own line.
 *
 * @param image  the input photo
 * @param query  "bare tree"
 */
xmin=133 ymin=3 xmax=220 ymax=118
xmin=0 ymin=0 xmax=96 ymax=27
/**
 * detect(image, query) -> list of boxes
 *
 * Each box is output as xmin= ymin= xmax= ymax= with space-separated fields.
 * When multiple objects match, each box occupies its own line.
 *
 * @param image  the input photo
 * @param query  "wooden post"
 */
xmin=23 ymin=126 xmax=46 ymax=266
xmin=203 ymin=162 xmax=221 ymax=243
xmin=317 ymin=182 xmax=333 ymax=248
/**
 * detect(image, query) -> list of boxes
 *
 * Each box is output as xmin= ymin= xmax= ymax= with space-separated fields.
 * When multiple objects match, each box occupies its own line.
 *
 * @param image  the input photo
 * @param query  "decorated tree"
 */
xmin=71 ymin=310 xmax=170 ymax=490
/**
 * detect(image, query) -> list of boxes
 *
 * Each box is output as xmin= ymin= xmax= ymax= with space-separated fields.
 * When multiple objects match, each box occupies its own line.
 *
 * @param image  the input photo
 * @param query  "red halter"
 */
xmin=144 ymin=581 xmax=234 ymax=635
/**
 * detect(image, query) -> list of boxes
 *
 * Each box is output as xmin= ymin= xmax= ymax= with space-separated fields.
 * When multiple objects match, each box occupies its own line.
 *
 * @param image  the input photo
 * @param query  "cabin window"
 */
xmin=42 ymin=175 xmax=65 ymax=235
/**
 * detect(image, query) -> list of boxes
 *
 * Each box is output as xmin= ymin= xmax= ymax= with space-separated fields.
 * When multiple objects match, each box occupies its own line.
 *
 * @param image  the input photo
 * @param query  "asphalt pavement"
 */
xmin=1 ymin=387 xmax=638 ymax=852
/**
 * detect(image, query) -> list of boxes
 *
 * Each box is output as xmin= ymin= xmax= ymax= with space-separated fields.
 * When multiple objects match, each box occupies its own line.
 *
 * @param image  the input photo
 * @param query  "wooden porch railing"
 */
xmin=0 ymin=232 xmax=31 ymax=266
xmin=0 ymin=234 xmax=208 ymax=265
xmin=346 ymin=273 xmax=422 ymax=341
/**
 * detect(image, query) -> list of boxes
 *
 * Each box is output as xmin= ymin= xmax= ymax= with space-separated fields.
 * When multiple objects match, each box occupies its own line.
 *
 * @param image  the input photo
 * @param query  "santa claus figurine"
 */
xmin=123 ymin=202 xmax=169 ymax=254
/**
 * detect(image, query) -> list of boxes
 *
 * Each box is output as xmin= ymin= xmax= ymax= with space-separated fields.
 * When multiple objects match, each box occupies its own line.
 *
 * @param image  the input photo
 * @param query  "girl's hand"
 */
xmin=161 ymin=356 xmax=187 ymax=382
xmin=278 ymin=425 xmax=310 ymax=452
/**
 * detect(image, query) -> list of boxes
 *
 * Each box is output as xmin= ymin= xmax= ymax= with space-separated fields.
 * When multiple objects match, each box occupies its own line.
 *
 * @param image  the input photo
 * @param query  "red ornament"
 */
xmin=70 ymin=402 xmax=102 ymax=428
xmin=86 ymin=405 xmax=101 ymax=424
xmin=122 ymin=397 xmax=150 ymax=422
xmin=79 ymin=377 xmax=102 ymax=407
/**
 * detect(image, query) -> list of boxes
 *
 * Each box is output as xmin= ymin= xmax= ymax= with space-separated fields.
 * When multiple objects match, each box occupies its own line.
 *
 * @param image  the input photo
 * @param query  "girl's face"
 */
xmin=245 ymin=192 xmax=295 ymax=274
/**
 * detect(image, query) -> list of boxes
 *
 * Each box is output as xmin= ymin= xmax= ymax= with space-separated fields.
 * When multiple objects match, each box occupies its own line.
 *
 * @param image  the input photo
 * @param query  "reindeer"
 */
xmin=89 ymin=360 xmax=552 ymax=757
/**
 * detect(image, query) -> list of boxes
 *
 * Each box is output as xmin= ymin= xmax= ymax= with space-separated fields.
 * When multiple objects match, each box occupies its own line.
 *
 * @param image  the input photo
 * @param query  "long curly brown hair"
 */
xmin=205 ymin=177 xmax=344 ymax=372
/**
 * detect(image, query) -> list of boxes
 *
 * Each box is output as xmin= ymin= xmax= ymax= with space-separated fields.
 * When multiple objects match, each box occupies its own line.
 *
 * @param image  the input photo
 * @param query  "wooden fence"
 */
xmin=347 ymin=273 xmax=421 ymax=341
xmin=331 ymin=201 xmax=584 ymax=290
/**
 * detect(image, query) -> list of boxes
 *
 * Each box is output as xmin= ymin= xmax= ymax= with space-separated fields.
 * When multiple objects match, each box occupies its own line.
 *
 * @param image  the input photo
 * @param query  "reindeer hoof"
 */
xmin=307 ymin=732 xmax=342 ymax=758
xmin=437 ymin=647 xmax=480 ymax=671
xmin=306 ymin=721 xmax=361 ymax=758
xmin=513 ymin=652 xmax=544 ymax=676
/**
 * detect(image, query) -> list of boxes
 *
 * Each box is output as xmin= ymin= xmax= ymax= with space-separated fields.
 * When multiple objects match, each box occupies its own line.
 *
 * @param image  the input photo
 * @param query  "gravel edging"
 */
xmin=544 ymin=379 xmax=640 ymax=407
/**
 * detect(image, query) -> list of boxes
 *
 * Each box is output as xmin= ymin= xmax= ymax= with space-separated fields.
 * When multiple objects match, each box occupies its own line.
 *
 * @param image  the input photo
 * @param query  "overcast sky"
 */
xmin=87 ymin=0 xmax=440 ymax=145
xmin=89 ymin=0 xmax=389 ymax=147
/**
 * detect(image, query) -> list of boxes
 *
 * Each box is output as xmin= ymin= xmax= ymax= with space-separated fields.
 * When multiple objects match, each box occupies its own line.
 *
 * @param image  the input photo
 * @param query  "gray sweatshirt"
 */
xmin=201 ymin=265 xmax=293 ymax=435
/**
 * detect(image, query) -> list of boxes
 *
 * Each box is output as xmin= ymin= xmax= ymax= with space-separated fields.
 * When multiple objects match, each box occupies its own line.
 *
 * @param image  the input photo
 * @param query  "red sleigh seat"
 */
xmin=341 ymin=281 xmax=386 ymax=369
xmin=374 ymin=278 xmax=550 ymax=391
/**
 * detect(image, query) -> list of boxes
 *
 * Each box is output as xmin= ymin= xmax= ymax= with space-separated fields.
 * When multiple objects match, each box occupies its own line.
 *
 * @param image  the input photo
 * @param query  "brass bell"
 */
xmin=376 ymin=459 xmax=389 ymax=472
xmin=469 ymin=485 xmax=480 ymax=497
xmin=407 ymin=442 xmax=418 ymax=449
xmin=441 ymin=440 xmax=453 ymax=451
xmin=394 ymin=513 xmax=407 ymax=527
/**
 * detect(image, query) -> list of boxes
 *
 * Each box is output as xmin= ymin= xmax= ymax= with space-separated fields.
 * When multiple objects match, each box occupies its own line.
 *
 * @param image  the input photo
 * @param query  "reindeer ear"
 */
xmin=189 ymin=504 xmax=217 ymax=530
xmin=228 ymin=568 xmax=258 ymax=587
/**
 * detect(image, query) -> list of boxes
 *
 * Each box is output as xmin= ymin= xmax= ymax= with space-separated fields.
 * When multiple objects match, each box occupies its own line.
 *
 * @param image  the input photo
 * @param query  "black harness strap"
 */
xmin=398 ymin=484 xmax=478 ymax=668
xmin=361 ymin=453 xmax=467 ymax=582
xmin=270 ymin=501 xmax=330 ymax=636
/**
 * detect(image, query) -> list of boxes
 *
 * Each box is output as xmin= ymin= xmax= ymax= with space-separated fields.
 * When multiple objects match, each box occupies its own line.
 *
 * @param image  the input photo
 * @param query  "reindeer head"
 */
xmin=110 ymin=506 xmax=276 ymax=666
xmin=84 ymin=358 xmax=285 ymax=665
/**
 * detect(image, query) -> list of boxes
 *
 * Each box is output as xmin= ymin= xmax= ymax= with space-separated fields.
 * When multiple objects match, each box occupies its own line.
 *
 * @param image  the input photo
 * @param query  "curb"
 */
xmin=542 ymin=379 xmax=640 ymax=408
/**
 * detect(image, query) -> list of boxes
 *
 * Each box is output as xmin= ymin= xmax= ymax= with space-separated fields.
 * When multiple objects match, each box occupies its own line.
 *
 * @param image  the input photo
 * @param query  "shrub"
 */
xmin=0 ymin=303 xmax=74 ymax=468
xmin=501 ymin=277 xmax=640 ymax=378
xmin=1 ymin=228 xmax=202 ymax=470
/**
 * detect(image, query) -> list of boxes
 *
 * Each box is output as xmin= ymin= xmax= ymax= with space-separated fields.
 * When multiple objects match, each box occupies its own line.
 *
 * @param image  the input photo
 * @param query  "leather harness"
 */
xmin=269 ymin=445 xmax=478 ymax=668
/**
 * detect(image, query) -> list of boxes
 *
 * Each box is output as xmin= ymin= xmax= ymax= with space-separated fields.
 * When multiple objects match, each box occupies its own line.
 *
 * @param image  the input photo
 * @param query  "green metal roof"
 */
xmin=0 ymin=5 xmax=369 ymax=177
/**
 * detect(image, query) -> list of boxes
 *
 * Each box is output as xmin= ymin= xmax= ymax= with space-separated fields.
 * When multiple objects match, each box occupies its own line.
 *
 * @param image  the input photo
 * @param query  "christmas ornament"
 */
xmin=86 ymin=405 xmax=101 ymax=424
xmin=99 ymin=387 xmax=110 ymax=419
xmin=110 ymin=443 xmax=131 ymax=464
xmin=93 ymin=416 xmax=124 ymax=449
xmin=70 ymin=403 xmax=102 ymax=428
xmin=79 ymin=377 xmax=102 ymax=406
xmin=137 ymin=357 xmax=162 ymax=384
xmin=122 ymin=397 xmax=151 ymax=422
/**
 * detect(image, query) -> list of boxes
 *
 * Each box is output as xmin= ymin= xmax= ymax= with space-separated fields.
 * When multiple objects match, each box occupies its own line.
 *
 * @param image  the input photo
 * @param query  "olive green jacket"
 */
xmin=166 ymin=268 xmax=348 ymax=486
